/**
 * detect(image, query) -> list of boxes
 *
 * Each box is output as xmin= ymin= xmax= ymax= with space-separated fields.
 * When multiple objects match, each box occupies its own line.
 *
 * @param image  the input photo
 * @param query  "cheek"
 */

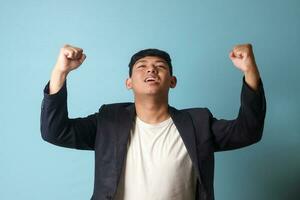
xmin=132 ymin=73 xmax=144 ymax=81
xmin=131 ymin=77 xmax=144 ymax=88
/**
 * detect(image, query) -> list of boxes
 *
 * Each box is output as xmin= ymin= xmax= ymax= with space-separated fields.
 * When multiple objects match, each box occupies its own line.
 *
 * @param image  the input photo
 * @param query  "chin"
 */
xmin=145 ymin=91 xmax=160 ymax=95
xmin=134 ymin=88 xmax=168 ymax=96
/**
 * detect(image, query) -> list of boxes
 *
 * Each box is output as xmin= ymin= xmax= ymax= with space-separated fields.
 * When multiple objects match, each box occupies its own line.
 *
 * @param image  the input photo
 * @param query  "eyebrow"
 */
xmin=135 ymin=60 xmax=167 ymax=65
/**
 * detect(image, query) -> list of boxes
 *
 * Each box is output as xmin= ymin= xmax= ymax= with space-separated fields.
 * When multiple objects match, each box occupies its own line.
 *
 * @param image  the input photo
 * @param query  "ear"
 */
xmin=170 ymin=76 xmax=177 ymax=88
xmin=126 ymin=78 xmax=132 ymax=89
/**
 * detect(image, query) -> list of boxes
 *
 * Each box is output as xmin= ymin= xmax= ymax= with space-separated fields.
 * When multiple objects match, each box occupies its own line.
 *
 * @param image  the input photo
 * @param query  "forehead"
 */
xmin=134 ymin=56 xmax=167 ymax=65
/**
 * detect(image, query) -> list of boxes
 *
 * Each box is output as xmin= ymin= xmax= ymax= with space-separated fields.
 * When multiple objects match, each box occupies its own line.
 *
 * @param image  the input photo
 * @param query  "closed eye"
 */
xmin=156 ymin=65 xmax=167 ymax=69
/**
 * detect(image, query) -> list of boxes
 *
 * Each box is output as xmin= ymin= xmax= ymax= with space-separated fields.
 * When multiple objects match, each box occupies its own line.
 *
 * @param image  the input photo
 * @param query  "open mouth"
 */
xmin=144 ymin=77 xmax=158 ymax=82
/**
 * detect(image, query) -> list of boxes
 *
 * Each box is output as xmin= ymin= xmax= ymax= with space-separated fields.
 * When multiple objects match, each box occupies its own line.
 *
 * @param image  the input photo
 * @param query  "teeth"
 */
xmin=145 ymin=77 xmax=156 ymax=82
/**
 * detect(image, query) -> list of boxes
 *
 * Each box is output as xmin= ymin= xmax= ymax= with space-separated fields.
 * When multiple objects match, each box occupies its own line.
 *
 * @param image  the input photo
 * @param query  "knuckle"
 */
xmin=246 ymin=43 xmax=252 ymax=49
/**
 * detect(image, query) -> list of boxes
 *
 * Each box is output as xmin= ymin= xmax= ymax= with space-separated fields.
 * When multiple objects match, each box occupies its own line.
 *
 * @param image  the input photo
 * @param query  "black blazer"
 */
xmin=40 ymin=77 xmax=266 ymax=200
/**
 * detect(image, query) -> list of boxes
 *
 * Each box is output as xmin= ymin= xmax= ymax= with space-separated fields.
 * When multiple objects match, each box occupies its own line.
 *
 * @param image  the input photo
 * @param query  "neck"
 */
xmin=134 ymin=95 xmax=170 ymax=124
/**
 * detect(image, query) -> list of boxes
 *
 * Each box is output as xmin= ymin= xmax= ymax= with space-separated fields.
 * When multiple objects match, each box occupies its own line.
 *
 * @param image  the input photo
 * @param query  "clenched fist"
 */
xmin=229 ymin=44 xmax=257 ymax=73
xmin=54 ymin=44 xmax=86 ymax=74
xmin=229 ymin=43 xmax=261 ymax=91
xmin=49 ymin=44 xmax=86 ymax=94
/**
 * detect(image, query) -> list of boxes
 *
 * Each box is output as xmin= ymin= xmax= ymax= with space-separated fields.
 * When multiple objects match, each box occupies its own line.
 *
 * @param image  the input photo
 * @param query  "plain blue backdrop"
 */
xmin=0 ymin=0 xmax=299 ymax=199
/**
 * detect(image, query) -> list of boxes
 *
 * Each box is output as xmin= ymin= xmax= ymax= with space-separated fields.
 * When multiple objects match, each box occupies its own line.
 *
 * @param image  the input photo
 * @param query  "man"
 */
xmin=40 ymin=44 xmax=266 ymax=200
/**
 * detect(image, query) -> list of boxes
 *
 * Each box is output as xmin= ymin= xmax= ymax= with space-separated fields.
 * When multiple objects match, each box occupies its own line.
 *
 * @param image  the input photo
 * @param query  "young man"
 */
xmin=40 ymin=44 xmax=266 ymax=200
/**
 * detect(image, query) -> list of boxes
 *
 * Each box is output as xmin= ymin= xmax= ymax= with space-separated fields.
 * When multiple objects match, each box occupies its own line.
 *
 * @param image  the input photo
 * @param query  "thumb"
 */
xmin=229 ymin=50 xmax=244 ymax=60
xmin=63 ymin=48 xmax=73 ymax=59
xmin=229 ymin=51 xmax=237 ymax=60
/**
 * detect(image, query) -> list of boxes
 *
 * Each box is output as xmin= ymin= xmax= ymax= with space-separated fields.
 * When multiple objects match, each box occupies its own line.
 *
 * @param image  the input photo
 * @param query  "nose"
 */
xmin=147 ymin=65 xmax=158 ymax=74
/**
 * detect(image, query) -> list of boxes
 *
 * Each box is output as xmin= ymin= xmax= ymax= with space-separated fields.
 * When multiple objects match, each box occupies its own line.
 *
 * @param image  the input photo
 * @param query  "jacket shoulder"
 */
xmin=97 ymin=102 xmax=134 ymax=119
xmin=181 ymin=107 xmax=211 ymax=116
xmin=170 ymin=107 xmax=212 ymax=122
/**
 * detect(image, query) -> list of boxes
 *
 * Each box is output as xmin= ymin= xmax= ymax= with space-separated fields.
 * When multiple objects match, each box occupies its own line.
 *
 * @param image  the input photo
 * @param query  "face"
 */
xmin=126 ymin=56 xmax=177 ymax=96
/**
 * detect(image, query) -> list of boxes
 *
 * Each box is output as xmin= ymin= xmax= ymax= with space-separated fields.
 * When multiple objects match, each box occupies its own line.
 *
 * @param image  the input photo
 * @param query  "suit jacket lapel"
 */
xmin=169 ymin=106 xmax=201 ymax=181
xmin=114 ymin=104 xmax=136 ymax=175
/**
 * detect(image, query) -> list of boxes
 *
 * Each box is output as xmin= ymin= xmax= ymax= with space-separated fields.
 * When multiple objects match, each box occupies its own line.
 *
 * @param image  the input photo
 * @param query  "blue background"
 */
xmin=1 ymin=0 xmax=299 ymax=199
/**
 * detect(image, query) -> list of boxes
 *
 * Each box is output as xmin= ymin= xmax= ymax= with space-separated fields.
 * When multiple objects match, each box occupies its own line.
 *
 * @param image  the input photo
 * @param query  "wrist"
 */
xmin=52 ymin=66 xmax=69 ymax=78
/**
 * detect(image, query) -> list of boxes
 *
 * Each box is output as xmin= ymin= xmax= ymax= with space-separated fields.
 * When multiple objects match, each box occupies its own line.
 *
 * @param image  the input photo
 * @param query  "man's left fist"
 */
xmin=229 ymin=44 xmax=257 ymax=73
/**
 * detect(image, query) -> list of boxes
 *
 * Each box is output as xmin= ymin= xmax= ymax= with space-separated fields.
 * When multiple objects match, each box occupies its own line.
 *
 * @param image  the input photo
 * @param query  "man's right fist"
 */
xmin=54 ymin=44 xmax=86 ymax=74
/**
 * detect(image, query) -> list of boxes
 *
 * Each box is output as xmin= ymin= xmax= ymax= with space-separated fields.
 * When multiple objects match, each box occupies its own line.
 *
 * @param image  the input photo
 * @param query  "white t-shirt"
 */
xmin=114 ymin=116 xmax=197 ymax=200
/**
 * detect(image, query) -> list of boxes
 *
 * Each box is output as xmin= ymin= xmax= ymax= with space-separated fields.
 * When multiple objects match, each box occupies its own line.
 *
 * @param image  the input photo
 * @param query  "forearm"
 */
xmin=244 ymin=64 xmax=261 ymax=91
xmin=49 ymin=67 xmax=68 ymax=94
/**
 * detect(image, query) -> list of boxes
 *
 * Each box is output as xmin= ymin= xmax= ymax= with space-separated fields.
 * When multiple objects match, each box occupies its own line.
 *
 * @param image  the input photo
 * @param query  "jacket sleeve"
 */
xmin=40 ymin=80 xmax=101 ymax=150
xmin=209 ymin=76 xmax=267 ymax=152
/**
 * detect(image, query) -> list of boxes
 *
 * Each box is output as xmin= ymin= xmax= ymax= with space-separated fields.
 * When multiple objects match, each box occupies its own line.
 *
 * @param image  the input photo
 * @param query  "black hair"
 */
xmin=128 ymin=48 xmax=173 ymax=77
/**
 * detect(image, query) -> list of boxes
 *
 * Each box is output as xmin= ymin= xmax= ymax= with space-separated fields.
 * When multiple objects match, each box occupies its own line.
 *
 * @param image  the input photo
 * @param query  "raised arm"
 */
xmin=40 ymin=44 xmax=99 ymax=150
xmin=211 ymin=44 xmax=266 ymax=151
